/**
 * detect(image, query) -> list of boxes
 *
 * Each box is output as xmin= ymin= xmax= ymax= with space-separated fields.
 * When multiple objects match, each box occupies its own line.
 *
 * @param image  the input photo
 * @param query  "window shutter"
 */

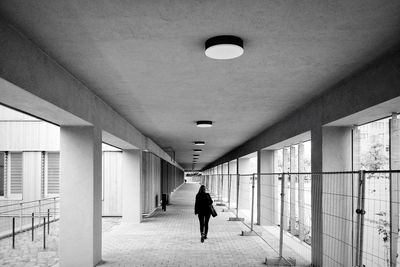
xmin=9 ymin=152 xmax=23 ymax=195
xmin=47 ymin=152 xmax=60 ymax=194
xmin=0 ymin=152 xmax=5 ymax=196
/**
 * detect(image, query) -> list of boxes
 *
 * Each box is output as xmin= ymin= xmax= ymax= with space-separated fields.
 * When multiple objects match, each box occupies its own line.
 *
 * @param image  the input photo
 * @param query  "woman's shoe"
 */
xmin=201 ymin=233 xmax=205 ymax=243
xmin=204 ymin=235 xmax=207 ymax=240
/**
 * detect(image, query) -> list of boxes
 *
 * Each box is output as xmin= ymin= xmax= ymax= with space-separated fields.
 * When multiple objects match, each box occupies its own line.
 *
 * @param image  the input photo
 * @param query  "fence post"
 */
xmin=43 ymin=217 xmax=46 ymax=249
xmin=250 ymin=173 xmax=255 ymax=232
xmin=355 ymin=170 xmax=366 ymax=267
xmin=38 ymin=200 xmax=41 ymax=221
xmin=279 ymin=173 xmax=286 ymax=258
xmin=12 ymin=217 xmax=15 ymax=249
xmin=47 ymin=209 xmax=50 ymax=234
xmin=32 ymin=212 xmax=34 ymax=241
xmin=19 ymin=203 xmax=22 ymax=233
xmin=236 ymin=174 xmax=240 ymax=218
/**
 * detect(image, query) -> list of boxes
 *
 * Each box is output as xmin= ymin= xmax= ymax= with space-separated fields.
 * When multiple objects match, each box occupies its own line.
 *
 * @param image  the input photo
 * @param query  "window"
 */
xmin=0 ymin=152 xmax=5 ymax=197
xmin=8 ymin=152 xmax=23 ymax=198
xmin=46 ymin=152 xmax=60 ymax=196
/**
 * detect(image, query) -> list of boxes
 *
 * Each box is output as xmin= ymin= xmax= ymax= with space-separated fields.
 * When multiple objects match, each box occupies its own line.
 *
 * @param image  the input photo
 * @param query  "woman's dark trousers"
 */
xmin=198 ymin=214 xmax=211 ymax=236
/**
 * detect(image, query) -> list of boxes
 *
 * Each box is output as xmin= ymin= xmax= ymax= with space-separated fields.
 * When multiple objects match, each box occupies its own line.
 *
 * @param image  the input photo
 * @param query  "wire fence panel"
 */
xmin=258 ymin=174 xmax=283 ymax=257
xmin=321 ymin=172 xmax=356 ymax=267
xmin=362 ymin=172 xmax=391 ymax=266
xmin=202 ymin=170 xmax=400 ymax=266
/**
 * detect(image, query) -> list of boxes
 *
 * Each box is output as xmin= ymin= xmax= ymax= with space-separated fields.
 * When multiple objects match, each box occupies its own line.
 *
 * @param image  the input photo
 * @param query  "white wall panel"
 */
xmin=102 ymin=152 xmax=122 ymax=216
xmin=0 ymin=121 xmax=59 ymax=151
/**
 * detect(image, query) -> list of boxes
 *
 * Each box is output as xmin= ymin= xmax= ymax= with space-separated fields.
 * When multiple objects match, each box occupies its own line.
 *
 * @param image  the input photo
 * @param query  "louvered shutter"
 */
xmin=47 ymin=152 xmax=60 ymax=195
xmin=9 ymin=152 xmax=23 ymax=195
xmin=0 ymin=152 xmax=5 ymax=196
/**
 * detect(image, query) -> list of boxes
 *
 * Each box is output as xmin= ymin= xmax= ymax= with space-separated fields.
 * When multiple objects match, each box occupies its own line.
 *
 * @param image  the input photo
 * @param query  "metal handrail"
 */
xmin=0 ymin=197 xmax=59 ymax=216
xmin=0 ymin=196 xmax=59 ymax=209
xmin=204 ymin=170 xmax=400 ymax=176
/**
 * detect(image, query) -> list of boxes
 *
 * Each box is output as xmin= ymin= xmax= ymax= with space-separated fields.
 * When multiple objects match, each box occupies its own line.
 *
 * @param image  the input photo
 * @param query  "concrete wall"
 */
xmin=259 ymin=150 xmax=275 ymax=226
xmin=102 ymin=151 xmax=123 ymax=216
xmin=142 ymin=152 xmax=161 ymax=215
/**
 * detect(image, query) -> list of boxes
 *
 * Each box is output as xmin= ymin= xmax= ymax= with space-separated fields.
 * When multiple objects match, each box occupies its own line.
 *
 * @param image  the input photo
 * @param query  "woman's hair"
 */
xmin=198 ymin=185 xmax=206 ymax=194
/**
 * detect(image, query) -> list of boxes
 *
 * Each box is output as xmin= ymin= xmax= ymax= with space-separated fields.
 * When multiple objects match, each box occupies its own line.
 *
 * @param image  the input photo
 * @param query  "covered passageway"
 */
xmin=0 ymin=1 xmax=400 ymax=266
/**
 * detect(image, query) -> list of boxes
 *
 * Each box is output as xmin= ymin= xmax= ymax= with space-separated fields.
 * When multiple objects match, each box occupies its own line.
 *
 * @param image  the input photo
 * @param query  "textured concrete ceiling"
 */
xmin=1 ymin=0 xmax=400 ymax=170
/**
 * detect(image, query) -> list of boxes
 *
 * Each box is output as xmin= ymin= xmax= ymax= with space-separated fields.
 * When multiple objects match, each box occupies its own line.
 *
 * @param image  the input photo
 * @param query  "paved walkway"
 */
xmin=101 ymin=182 xmax=285 ymax=267
xmin=0 ymin=182 xmax=309 ymax=266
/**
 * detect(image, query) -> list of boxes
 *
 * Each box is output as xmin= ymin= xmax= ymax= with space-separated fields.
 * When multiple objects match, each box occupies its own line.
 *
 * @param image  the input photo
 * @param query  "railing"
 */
xmin=0 ymin=197 xmax=60 ymax=249
xmin=203 ymin=170 xmax=400 ymax=266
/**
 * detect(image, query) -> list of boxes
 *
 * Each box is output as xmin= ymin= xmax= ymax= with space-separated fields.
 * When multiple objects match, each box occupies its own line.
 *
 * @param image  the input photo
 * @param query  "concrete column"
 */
xmin=320 ymin=126 xmax=353 ymax=266
xmin=390 ymin=115 xmax=400 ymax=266
xmin=298 ymin=143 xmax=306 ymax=241
xmin=352 ymin=127 xmax=361 ymax=171
xmin=259 ymin=150 xmax=274 ymax=226
xmin=217 ymin=165 xmax=222 ymax=200
xmin=238 ymin=158 xmax=251 ymax=216
xmin=289 ymin=146 xmax=298 ymax=235
xmin=282 ymin=147 xmax=290 ymax=230
xmin=59 ymin=126 xmax=102 ymax=267
xmin=229 ymin=160 xmax=238 ymax=209
xmin=122 ymin=149 xmax=142 ymax=223
xmin=311 ymin=126 xmax=323 ymax=266
xmin=222 ymin=163 xmax=229 ymax=202
xmin=257 ymin=150 xmax=261 ymax=225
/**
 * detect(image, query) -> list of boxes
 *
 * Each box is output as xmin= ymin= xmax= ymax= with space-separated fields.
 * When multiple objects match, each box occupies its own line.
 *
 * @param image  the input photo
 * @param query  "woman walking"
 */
xmin=194 ymin=185 xmax=213 ymax=243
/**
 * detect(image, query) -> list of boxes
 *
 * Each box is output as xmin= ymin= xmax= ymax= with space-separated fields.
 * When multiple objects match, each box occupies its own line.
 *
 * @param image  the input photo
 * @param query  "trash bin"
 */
xmin=162 ymin=193 xmax=167 ymax=211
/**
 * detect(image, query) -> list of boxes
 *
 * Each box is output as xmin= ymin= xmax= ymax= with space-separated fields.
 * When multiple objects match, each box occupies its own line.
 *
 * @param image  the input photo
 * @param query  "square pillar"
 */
xmin=311 ymin=126 xmax=323 ymax=266
xmin=282 ymin=147 xmax=290 ymax=230
xmin=238 ymin=158 xmax=251 ymax=212
xmin=298 ymin=143 xmax=306 ymax=241
xmin=122 ymin=149 xmax=142 ymax=223
xmin=289 ymin=146 xmax=298 ymax=235
xmin=259 ymin=150 xmax=275 ymax=226
xmin=60 ymin=126 xmax=102 ymax=267
xmin=222 ymin=163 xmax=229 ymax=202
xmin=229 ymin=160 xmax=238 ymax=209
xmin=321 ymin=126 xmax=353 ymax=267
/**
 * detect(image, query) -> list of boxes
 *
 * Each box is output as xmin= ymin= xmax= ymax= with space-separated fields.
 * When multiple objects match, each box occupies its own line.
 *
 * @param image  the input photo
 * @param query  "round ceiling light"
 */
xmin=205 ymin=35 xmax=243 ymax=60
xmin=194 ymin=141 xmax=205 ymax=146
xmin=196 ymin=120 xmax=213 ymax=128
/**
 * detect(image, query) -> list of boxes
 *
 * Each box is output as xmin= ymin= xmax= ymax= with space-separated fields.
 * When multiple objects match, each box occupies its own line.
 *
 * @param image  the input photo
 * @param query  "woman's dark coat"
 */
xmin=195 ymin=192 xmax=213 ymax=215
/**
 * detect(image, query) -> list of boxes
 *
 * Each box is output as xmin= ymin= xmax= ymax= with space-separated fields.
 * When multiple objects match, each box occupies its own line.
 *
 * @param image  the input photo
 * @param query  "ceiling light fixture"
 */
xmin=196 ymin=120 xmax=213 ymax=128
xmin=194 ymin=141 xmax=205 ymax=146
xmin=205 ymin=35 xmax=243 ymax=60
xmin=193 ymin=149 xmax=202 ymax=152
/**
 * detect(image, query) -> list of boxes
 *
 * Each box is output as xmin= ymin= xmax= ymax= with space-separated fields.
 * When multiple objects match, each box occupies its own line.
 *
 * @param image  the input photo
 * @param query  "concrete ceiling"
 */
xmin=0 ymin=1 xmax=400 ymax=170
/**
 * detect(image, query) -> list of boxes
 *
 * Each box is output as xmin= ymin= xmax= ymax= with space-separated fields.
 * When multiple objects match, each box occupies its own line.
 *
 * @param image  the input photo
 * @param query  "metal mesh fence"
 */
xmin=202 ymin=170 xmax=400 ymax=266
